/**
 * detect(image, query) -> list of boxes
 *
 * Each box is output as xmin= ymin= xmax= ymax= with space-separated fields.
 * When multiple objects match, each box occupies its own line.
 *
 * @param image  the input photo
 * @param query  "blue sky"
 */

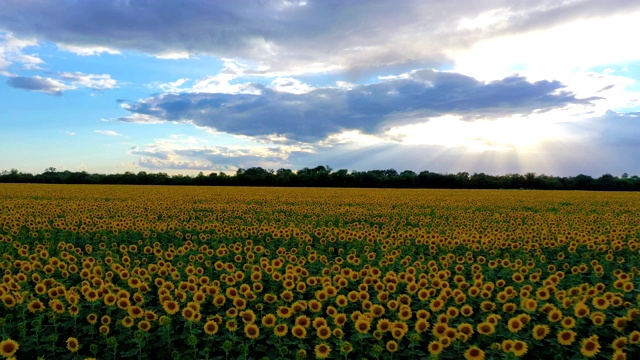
xmin=1 ymin=0 xmax=639 ymax=177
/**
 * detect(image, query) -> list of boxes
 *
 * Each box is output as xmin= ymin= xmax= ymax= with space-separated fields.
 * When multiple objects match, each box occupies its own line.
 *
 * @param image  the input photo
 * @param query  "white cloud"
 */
xmin=57 ymin=43 xmax=120 ymax=56
xmin=59 ymin=72 xmax=118 ymax=90
xmin=0 ymin=32 xmax=42 ymax=75
xmin=270 ymin=77 xmax=314 ymax=94
xmin=95 ymin=130 xmax=122 ymax=136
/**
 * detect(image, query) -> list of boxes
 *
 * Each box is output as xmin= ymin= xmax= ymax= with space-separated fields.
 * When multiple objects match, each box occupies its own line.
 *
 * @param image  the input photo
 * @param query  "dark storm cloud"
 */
xmin=1 ymin=1 xmax=637 ymax=73
xmin=119 ymin=69 xmax=595 ymax=142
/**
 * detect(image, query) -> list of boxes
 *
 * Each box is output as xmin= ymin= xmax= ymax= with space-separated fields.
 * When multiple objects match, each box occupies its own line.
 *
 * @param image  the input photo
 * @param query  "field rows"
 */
xmin=1 ymin=184 xmax=639 ymax=359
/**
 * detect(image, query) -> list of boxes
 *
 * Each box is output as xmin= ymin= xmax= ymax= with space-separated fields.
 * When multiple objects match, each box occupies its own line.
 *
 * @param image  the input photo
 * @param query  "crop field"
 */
xmin=1 ymin=184 xmax=639 ymax=359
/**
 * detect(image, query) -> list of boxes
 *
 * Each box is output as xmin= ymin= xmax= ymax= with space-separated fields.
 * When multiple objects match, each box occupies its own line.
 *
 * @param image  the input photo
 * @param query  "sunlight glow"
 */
xmin=453 ymin=10 xmax=640 ymax=80
xmin=387 ymin=115 xmax=568 ymax=153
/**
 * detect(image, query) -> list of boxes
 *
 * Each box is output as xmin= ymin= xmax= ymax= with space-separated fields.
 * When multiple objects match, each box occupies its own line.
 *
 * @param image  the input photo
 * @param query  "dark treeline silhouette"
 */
xmin=1 ymin=166 xmax=639 ymax=191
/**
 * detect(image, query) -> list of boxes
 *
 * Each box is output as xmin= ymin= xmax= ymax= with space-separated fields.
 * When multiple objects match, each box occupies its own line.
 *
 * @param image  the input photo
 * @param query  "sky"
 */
xmin=1 ymin=0 xmax=639 ymax=177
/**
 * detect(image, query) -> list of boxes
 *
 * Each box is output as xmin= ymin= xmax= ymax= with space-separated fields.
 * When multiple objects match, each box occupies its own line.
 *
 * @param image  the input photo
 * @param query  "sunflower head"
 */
xmin=0 ymin=339 xmax=19 ymax=358
xmin=66 ymin=337 xmax=80 ymax=352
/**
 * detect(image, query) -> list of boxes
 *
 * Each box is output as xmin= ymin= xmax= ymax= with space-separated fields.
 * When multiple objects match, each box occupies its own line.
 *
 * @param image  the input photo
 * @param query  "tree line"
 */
xmin=1 ymin=166 xmax=639 ymax=191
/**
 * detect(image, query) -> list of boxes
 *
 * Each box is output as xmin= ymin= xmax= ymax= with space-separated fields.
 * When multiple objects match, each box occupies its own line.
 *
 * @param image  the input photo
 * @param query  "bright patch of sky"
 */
xmin=1 ymin=0 xmax=640 ymax=177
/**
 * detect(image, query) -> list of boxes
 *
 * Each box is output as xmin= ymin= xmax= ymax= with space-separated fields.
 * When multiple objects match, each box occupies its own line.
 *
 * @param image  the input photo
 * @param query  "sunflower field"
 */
xmin=1 ymin=184 xmax=639 ymax=359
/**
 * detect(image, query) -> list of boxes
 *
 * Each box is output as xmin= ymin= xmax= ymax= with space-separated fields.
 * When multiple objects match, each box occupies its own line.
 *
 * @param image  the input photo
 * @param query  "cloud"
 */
xmin=95 ymin=130 xmax=122 ymax=136
xmin=1 ymin=32 xmax=119 ymax=93
xmin=4 ymin=71 xmax=118 ymax=94
xmin=2 ymin=1 xmax=638 ymax=75
xmin=0 ymin=32 xmax=42 ymax=75
xmin=7 ymin=75 xmax=72 ymax=95
xmin=56 ymin=43 xmax=120 ymax=56
xmin=130 ymin=134 xmax=314 ymax=171
xmin=119 ymin=69 xmax=594 ymax=142
xmin=122 ymin=107 xmax=640 ymax=176
xmin=59 ymin=72 xmax=118 ymax=90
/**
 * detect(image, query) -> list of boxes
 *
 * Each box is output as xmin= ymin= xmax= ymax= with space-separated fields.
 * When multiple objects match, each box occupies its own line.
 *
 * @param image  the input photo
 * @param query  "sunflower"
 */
xmin=477 ymin=322 xmax=495 ymax=336
xmin=523 ymin=299 xmax=538 ymax=312
xmin=121 ymin=316 xmax=134 ymax=328
xmin=415 ymin=319 xmax=430 ymax=333
xmin=502 ymin=339 xmax=514 ymax=352
xmin=317 ymin=325 xmax=331 ymax=340
xmin=99 ymin=325 xmax=110 ymax=335
xmin=261 ymin=314 xmax=276 ymax=328
xmin=557 ymin=330 xmax=577 ymax=346
xmin=87 ymin=313 xmax=98 ymax=325
xmin=144 ymin=310 xmax=158 ymax=322
xmin=574 ymin=302 xmax=590 ymax=318
xmin=391 ymin=327 xmax=406 ymax=340
xmin=66 ymin=337 xmax=80 ymax=352
xmin=429 ymin=298 xmax=444 ymax=312
xmin=457 ymin=323 xmax=474 ymax=338
xmin=613 ymin=317 xmax=628 ymax=332
xmin=306 ymin=300 xmax=320 ymax=313
xmin=580 ymin=335 xmax=601 ymax=358
xmin=612 ymin=336 xmax=627 ymax=351
xmin=480 ymin=301 xmax=495 ymax=312
xmin=314 ymin=343 xmax=331 ymax=359
xmin=486 ymin=314 xmax=502 ymax=325
xmin=313 ymin=317 xmax=328 ymax=329
xmin=460 ymin=305 xmax=473 ymax=317
xmin=117 ymin=297 xmax=130 ymax=310
xmin=128 ymin=305 xmax=144 ymax=319
xmin=0 ymin=339 xmax=19 ymax=357
xmin=547 ymin=309 xmax=563 ymax=323
xmin=376 ymin=318 xmax=391 ymax=332
xmin=590 ymin=311 xmax=606 ymax=326
xmin=181 ymin=307 xmax=197 ymax=322
xmin=274 ymin=324 xmax=288 ymax=337
xmin=226 ymin=319 xmax=238 ymax=332
xmin=433 ymin=323 xmax=448 ymax=337
xmin=340 ymin=342 xmax=353 ymax=354
xmin=138 ymin=320 xmax=151 ymax=332
xmin=512 ymin=340 xmax=528 ymax=357
xmin=464 ymin=346 xmax=485 ymax=360
xmin=163 ymin=301 xmax=180 ymax=315
xmin=532 ymin=324 xmax=550 ymax=340
xmin=398 ymin=306 xmax=412 ymax=321
xmin=276 ymin=306 xmax=292 ymax=319
xmin=244 ymin=324 xmax=259 ymax=339
xmin=355 ymin=319 xmax=371 ymax=334
xmin=502 ymin=302 xmax=517 ymax=314
xmin=292 ymin=325 xmax=307 ymax=339
xmin=612 ymin=350 xmax=627 ymax=360
xmin=386 ymin=340 xmax=398 ymax=353
xmin=27 ymin=299 xmax=44 ymax=313
xmin=335 ymin=295 xmax=348 ymax=307
xmin=629 ymin=330 xmax=640 ymax=344
xmin=213 ymin=295 xmax=226 ymax=307
xmin=428 ymin=340 xmax=443 ymax=356
xmin=240 ymin=310 xmax=256 ymax=324
xmin=592 ymin=296 xmax=609 ymax=310
xmin=204 ymin=320 xmax=219 ymax=335
xmin=370 ymin=304 xmax=385 ymax=318
xmin=49 ymin=299 xmax=65 ymax=314
xmin=507 ymin=317 xmax=524 ymax=333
